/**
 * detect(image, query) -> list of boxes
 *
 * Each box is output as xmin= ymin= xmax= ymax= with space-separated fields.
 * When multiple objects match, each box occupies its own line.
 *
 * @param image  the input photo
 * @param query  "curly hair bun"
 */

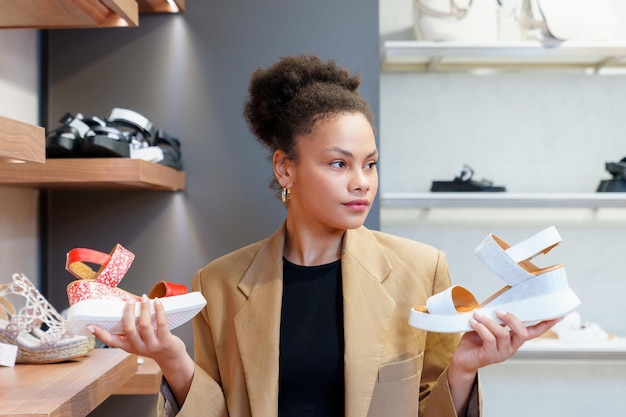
xmin=243 ymin=54 xmax=372 ymax=153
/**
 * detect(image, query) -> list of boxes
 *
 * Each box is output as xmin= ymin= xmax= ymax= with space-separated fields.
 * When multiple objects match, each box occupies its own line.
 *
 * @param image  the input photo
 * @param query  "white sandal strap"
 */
xmin=475 ymin=226 xmax=561 ymax=286
xmin=426 ymin=285 xmax=478 ymax=315
xmin=505 ymin=226 xmax=561 ymax=263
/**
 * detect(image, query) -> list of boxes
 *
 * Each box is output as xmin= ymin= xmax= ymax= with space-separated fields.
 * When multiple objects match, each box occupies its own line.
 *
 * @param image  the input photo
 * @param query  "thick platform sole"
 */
xmin=66 ymin=292 xmax=206 ymax=336
xmin=409 ymin=288 xmax=581 ymax=333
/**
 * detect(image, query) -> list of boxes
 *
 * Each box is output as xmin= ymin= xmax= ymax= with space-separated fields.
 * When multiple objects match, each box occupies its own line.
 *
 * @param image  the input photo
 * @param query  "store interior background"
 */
xmin=2 ymin=0 xmax=626 ymax=416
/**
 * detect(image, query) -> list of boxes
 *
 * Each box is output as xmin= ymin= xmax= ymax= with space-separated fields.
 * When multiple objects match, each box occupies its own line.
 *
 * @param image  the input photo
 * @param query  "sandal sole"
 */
xmin=66 ymin=292 xmax=206 ymax=336
xmin=409 ymin=287 xmax=581 ymax=333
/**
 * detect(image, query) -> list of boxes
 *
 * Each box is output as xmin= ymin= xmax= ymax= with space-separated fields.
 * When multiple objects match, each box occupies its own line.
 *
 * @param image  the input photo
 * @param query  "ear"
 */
xmin=273 ymin=149 xmax=294 ymax=188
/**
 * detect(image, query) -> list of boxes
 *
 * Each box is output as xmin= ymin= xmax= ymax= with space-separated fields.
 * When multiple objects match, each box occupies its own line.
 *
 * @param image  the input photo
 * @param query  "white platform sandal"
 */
xmin=409 ymin=226 xmax=581 ymax=333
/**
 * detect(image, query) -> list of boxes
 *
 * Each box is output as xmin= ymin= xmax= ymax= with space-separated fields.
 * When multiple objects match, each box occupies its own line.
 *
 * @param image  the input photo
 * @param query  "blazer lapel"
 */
xmin=342 ymin=227 xmax=396 ymax=417
xmin=232 ymin=225 xmax=396 ymax=417
xmin=234 ymin=227 xmax=285 ymax=417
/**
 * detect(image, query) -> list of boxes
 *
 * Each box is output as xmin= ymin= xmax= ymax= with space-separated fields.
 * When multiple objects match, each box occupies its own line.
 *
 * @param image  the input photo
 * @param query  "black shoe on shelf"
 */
xmin=431 ymin=164 xmax=506 ymax=192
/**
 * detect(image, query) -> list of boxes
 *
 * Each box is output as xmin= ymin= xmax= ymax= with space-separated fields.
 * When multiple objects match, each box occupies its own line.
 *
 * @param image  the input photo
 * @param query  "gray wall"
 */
xmin=0 ymin=29 xmax=39 ymax=288
xmin=45 ymin=1 xmax=379 ymax=415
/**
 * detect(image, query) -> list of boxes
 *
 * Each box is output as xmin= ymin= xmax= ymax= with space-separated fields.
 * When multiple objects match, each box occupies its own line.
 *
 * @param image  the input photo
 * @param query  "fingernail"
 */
xmin=154 ymin=297 xmax=161 ymax=305
xmin=142 ymin=294 xmax=149 ymax=302
xmin=86 ymin=325 xmax=95 ymax=334
xmin=496 ymin=309 xmax=507 ymax=317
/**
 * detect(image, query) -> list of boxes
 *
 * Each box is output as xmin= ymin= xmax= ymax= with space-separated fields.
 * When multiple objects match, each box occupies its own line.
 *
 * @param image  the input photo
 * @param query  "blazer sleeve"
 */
xmin=157 ymin=271 xmax=229 ymax=417
xmin=157 ymin=364 xmax=228 ymax=417
xmin=418 ymin=250 xmax=483 ymax=417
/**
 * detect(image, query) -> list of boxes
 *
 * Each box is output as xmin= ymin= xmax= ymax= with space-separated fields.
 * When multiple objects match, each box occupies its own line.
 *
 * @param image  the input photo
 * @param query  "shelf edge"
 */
xmin=381 ymin=192 xmax=626 ymax=208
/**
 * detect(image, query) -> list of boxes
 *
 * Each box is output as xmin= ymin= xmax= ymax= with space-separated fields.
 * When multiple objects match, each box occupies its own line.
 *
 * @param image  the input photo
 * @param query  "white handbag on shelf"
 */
xmin=413 ymin=0 xmax=499 ymax=42
xmin=517 ymin=0 xmax=618 ymax=42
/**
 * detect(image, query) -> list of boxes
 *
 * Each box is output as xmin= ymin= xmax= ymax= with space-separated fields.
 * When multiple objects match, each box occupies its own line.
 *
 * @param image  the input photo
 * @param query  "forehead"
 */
xmin=299 ymin=112 xmax=376 ymax=151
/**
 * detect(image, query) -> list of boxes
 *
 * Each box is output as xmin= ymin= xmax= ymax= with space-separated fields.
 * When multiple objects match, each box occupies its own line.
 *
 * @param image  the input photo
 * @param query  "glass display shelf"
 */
xmin=381 ymin=192 xmax=626 ymax=209
xmin=382 ymin=40 xmax=626 ymax=73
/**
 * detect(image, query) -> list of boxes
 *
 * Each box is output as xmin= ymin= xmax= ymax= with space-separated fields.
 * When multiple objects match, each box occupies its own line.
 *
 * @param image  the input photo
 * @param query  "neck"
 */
xmin=283 ymin=217 xmax=345 ymax=266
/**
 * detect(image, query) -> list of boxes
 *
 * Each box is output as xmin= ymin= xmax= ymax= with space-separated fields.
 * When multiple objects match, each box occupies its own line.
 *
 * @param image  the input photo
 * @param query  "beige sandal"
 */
xmin=0 ymin=273 xmax=94 ymax=364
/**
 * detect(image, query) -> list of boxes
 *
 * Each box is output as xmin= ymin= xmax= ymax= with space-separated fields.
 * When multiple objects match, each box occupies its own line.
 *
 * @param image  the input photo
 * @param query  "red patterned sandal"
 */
xmin=65 ymin=244 xmax=206 ymax=336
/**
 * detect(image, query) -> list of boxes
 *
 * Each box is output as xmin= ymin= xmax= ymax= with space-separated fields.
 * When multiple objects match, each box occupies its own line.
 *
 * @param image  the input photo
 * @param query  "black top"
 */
xmin=278 ymin=258 xmax=345 ymax=417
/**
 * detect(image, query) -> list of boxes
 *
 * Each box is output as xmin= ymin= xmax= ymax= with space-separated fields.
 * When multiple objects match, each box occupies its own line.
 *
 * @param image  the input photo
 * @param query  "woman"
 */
xmin=91 ymin=55 xmax=558 ymax=417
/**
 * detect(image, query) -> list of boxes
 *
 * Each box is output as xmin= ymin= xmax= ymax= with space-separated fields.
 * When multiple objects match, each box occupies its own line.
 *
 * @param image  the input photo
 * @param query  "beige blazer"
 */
xmin=170 ymin=225 xmax=481 ymax=417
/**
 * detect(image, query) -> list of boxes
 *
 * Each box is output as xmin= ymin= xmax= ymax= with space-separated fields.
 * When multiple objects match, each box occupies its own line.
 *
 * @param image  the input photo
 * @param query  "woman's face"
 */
xmin=286 ymin=112 xmax=378 ymax=232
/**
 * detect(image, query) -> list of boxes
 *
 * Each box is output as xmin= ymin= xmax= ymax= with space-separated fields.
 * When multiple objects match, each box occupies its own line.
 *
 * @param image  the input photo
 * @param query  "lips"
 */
xmin=344 ymin=200 xmax=370 ymax=210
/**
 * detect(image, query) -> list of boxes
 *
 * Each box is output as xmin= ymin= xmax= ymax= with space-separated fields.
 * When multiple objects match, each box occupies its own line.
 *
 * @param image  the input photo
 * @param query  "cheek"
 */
xmin=309 ymin=178 xmax=341 ymax=201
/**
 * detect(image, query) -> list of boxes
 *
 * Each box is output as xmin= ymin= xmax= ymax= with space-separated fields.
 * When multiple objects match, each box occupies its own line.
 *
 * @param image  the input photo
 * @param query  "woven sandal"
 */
xmin=65 ymin=244 xmax=206 ymax=336
xmin=0 ymin=273 xmax=95 ymax=364
xmin=409 ymin=226 xmax=581 ymax=333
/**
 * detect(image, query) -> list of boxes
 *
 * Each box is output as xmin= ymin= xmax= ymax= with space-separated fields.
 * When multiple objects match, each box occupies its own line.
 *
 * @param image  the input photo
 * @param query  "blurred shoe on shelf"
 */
xmin=0 ymin=273 xmax=94 ymax=364
xmin=431 ymin=164 xmax=506 ymax=192
xmin=540 ymin=311 xmax=614 ymax=343
xmin=597 ymin=156 xmax=626 ymax=192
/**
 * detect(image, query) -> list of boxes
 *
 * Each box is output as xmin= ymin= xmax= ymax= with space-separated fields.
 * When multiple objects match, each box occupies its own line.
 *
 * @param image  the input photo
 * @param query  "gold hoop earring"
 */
xmin=281 ymin=187 xmax=291 ymax=205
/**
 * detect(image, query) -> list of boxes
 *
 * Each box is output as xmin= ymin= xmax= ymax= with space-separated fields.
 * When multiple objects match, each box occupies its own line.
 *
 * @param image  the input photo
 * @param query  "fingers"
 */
xmin=153 ymin=297 xmax=172 ymax=337
xmin=526 ymin=317 xmax=563 ymax=339
xmin=88 ymin=325 xmax=124 ymax=348
xmin=85 ymin=295 xmax=175 ymax=359
xmin=459 ymin=311 xmax=564 ymax=371
xmin=469 ymin=310 xmax=530 ymax=360
xmin=472 ymin=311 xmax=561 ymax=344
xmin=470 ymin=311 xmax=510 ymax=357
xmin=495 ymin=310 xmax=529 ymax=349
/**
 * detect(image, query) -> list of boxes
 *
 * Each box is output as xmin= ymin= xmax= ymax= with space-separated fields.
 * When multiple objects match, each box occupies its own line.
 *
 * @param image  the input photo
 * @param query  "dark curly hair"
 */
xmin=243 ymin=55 xmax=375 ymax=191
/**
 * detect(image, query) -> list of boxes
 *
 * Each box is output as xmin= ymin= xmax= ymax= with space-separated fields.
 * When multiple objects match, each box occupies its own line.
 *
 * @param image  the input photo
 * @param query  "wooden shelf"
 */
xmin=0 ymin=115 xmax=45 ymax=164
xmin=0 ymin=0 xmax=139 ymax=28
xmin=138 ymin=0 xmax=185 ymax=13
xmin=382 ymin=192 xmax=626 ymax=209
xmin=0 ymin=348 xmax=137 ymax=417
xmin=115 ymin=357 xmax=162 ymax=395
xmin=382 ymin=40 xmax=626 ymax=73
xmin=0 ymin=0 xmax=185 ymax=29
xmin=0 ymin=158 xmax=185 ymax=191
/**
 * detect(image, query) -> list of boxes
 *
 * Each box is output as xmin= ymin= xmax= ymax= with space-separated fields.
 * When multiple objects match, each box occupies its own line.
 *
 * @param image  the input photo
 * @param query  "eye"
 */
xmin=330 ymin=160 xmax=347 ymax=169
xmin=365 ymin=160 xmax=378 ymax=170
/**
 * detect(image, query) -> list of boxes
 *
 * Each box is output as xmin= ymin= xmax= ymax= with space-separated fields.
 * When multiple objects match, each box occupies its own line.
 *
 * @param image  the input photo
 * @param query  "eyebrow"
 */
xmin=325 ymin=146 xmax=378 ymax=159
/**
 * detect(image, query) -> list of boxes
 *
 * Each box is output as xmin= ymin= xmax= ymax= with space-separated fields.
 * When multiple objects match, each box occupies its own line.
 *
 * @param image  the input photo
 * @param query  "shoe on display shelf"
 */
xmin=430 ymin=164 xmax=506 ymax=192
xmin=520 ymin=311 xmax=626 ymax=353
xmin=0 ymin=273 xmax=95 ymax=364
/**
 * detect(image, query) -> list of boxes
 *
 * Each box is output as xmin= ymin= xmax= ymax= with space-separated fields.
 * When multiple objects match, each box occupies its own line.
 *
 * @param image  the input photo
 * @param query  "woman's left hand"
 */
xmin=452 ymin=312 xmax=561 ymax=373
xmin=453 ymin=310 xmax=560 ymax=373
xmin=447 ymin=311 xmax=561 ymax=415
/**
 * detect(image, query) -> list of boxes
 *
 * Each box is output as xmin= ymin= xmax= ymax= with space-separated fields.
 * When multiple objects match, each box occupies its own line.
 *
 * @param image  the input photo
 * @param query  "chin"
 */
xmin=342 ymin=217 xmax=368 ymax=230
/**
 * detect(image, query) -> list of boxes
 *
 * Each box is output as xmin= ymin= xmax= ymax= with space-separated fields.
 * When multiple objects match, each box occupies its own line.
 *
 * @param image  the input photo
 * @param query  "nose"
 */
xmin=350 ymin=168 xmax=371 ymax=192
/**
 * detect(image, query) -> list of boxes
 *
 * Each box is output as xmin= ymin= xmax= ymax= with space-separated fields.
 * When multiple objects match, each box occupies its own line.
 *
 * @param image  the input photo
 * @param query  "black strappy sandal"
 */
xmin=45 ymin=113 xmax=92 ymax=158
xmin=431 ymin=164 xmax=506 ymax=192
xmin=154 ymin=129 xmax=183 ymax=170
xmin=597 ymin=157 xmax=626 ymax=192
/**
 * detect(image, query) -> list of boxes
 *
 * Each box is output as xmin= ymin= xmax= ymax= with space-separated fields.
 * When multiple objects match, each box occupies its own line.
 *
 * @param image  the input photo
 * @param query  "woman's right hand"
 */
xmin=88 ymin=295 xmax=196 ymax=405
